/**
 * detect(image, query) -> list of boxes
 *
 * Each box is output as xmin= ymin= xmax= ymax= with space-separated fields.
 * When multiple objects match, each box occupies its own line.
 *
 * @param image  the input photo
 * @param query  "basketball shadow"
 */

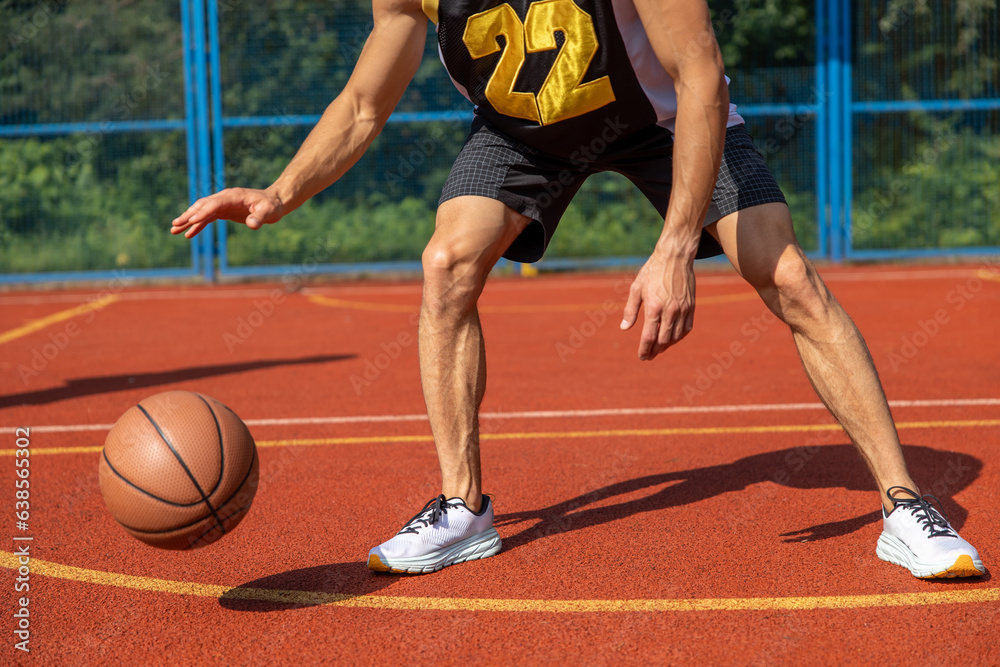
xmin=219 ymin=561 xmax=397 ymax=612
xmin=0 ymin=354 xmax=355 ymax=408
xmin=495 ymin=443 xmax=981 ymax=552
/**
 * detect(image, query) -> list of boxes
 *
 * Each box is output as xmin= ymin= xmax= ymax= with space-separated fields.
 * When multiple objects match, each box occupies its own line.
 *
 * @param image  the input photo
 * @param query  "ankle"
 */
xmin=444 ymin=490 xmax=481 ymax=513
xmin=883 ymin=483 xmax=921 ymax=512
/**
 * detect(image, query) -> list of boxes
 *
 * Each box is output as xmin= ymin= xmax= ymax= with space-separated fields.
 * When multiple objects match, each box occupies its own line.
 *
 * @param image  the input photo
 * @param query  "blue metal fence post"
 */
xmin=207 ymin=0 xmax=228 ymax=275
xmin=815 ymin=0 xmax=828 ymax=259
xmin=826 ymin=0 xmax=844 ymax=262
xmin=180 ymin=0 xmax=203 ymax=275
xmin=840 ymin=0 xmax=853 ymax=260
xmin=189 ymin=0 xmax=215 ymax=281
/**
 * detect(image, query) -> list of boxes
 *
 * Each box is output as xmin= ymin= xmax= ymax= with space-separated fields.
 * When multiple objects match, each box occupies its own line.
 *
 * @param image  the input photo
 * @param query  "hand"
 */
xmin=620 ymin=247 xmax=696 ymax=361
xmin=170 ymin=187 xmax=285 ymax=239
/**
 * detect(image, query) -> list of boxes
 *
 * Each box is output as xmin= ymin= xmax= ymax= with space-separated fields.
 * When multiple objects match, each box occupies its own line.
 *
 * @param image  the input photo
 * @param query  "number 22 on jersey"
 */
xmin=462 ymin=0 xmax=616 ymax=126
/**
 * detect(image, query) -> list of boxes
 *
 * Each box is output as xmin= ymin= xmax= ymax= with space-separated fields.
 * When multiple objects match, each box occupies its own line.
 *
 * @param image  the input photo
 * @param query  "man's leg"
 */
xmin=419 ymin=196 xmax=531 ymax=512
xmin=706 ymin=203 xmax=915 ymax=511
xmin=706 ymin=202 xmax=984 ymax=578
xmin=367 ymin=195 xmax=530 ymax=574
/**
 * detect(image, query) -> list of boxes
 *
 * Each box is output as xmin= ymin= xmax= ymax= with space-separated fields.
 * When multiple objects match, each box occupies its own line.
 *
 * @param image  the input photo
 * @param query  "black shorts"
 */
xmin=439 ymin=117 xmax=787 ymax=263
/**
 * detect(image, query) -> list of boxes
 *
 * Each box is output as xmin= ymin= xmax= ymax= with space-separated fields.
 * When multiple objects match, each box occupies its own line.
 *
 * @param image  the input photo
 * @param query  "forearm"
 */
xmin=657 ymin=65 xmax=729 ymax=257
xmin=267 ymin=95 xmax=383 ymax=214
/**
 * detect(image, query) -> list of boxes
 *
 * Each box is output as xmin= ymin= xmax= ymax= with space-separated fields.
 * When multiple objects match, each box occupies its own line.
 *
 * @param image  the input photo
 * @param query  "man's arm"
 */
xmin=620 ymin=0 xmax=729 ymax=360
xmin=171 ymin=0 xmax=428 ymax=238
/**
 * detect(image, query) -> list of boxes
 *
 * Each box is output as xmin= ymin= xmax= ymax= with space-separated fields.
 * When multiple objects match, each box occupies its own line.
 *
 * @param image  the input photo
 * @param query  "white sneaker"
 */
xmin=876 ymin=486 xmax=986 ymax=578
xmin=367 ymin=495 xmax=501 ymax=574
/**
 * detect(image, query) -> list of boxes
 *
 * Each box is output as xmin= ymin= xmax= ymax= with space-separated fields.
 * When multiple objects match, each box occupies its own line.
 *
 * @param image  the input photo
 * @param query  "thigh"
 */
xmin=440 ymin=118 xmax=589 ymax=263
xmin=430 ymin=195 xmax=533 ymax=271
xmin=614 ymin=123 xmax=788 ymax=260
xmin=705 ymin=201 xmax=806 ymax=292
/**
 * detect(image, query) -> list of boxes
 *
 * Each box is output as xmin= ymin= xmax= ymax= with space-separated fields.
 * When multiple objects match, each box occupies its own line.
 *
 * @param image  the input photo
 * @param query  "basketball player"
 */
xmin=172 ymin=0 xmax=985 ymax=579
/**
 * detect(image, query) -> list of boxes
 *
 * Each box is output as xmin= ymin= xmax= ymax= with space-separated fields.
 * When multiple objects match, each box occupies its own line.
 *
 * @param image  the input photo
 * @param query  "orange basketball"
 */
xmin=99 ymin=391 xmax=259 ymax=550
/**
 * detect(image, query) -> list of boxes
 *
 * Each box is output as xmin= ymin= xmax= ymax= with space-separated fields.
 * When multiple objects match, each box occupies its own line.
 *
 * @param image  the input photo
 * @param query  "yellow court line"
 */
xmin=0 ymin=294 xmax=120 ymax=345
xmin=248 ymin=418 xmax=1000 ymax=447
xmin=687 ymin=292 xmax=760 ymax=305
xmin=308 ymin=295 xmax=415 ymax=312
xmin=5 ymin=419 xmax=998 ymax=457
xmin=0 ymin=551 xmax=995 ymax=612
xmin=4 ymin=445 xmax=106 ymax=456
xmin=307 ymin=292 xmax=757 ymax=314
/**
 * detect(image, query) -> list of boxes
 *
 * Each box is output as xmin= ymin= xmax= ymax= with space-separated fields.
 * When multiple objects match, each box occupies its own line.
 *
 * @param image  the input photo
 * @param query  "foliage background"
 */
xmin=0 ymin=0 xmax=997 ymax=273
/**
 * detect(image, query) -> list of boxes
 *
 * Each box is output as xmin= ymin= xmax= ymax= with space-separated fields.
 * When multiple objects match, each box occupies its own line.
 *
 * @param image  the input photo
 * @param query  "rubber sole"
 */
xmin=368 ymin=528 xmax=502 ymax=574
xmin=876 ymin=533 xmax=986 ymax=579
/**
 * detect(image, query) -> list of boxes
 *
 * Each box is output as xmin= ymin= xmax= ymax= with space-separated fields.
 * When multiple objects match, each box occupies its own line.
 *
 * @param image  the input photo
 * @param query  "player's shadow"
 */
xmin=495 ymin=443 xmax=981 ymax=551
xmin=0 ymin=354 xmax=355 ymax=408
xmin=219 ymin=562 xmax=396 ymax=612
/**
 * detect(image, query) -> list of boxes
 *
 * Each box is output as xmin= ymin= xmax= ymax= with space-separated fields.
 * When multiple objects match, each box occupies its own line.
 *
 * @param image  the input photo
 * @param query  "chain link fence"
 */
xmin=2 ymin=0 xmax=997 ymax=282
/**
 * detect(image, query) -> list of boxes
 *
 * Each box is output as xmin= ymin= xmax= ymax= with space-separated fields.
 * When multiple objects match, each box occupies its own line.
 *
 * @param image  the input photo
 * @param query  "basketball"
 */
xmin=98 ymin=390 xmax=259 ymax=550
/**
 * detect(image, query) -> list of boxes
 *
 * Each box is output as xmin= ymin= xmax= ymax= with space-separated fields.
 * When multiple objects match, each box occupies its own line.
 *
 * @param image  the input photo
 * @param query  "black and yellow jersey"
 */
xmin=422 ymin=0 xmax=744 ymax=158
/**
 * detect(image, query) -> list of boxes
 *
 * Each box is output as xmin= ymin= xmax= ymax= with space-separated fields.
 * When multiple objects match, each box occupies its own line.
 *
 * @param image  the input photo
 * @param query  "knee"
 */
xmin=767 ymin=248 xmax=832 ymax=323
xmin=421 ymin=236 xmax=487 ymax=313
xmin=422 ymin=236 xmax=459 ymax=278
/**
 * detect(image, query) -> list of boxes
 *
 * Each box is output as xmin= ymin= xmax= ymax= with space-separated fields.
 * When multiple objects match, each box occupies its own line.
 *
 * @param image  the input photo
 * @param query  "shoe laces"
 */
xmin=887 ymin=486 xmax=957 ymax=539
xmin=398 ymin=495 xmax=449 ymax=535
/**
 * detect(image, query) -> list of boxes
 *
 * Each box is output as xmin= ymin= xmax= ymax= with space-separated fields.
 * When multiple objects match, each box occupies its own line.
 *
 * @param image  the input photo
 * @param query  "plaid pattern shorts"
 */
xmin=440 ymin=118 xmax=787 ymax=263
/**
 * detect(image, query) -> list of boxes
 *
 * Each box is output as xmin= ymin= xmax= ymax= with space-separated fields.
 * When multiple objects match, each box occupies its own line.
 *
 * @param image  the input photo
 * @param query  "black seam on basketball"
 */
xmin=116 ymin=511 xmax=217 ymax=535
xmin=137 ymin=402 xmax=226 ymax=533
xmin=189 ymin=444 xmax=258 ymax=542
xmin=193 ymin=393 xmax=225 ymax=500
xmin=116 ymin=446 xmax=257 ymax=536
xmin=185 ymin=500 xmax=256 ymax=548
xmin=118 ymin=499 xmax=252 ymax=537
xmin=101 ymin=449 xmax=203 ymax=508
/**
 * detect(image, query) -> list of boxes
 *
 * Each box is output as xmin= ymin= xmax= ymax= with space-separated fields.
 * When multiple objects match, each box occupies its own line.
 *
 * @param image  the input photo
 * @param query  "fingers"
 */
xmin=173 ymin=211 xmax=215 ymax=239
xmin=171 ymin=188 xmax=282 ymax=239
xmin=623 ymin=276 xmax=680 ymax=360
xmin=620 ymin=281 xmax=642 ymax=330
xmin=246 ymin=198 xmax=276 ymax=230
xmin=638 ymin=309 xmax=661 ymax=361
xmin=640 ymin=300 xmax=694 ymax=361
xmin=681 ymin=306 xmax=695 ymax=340
xmin=668 ymin=303 xmax=694 ymax=345
xmin=664 ymin=301 xmax=694 ymax=349
xmin=171 ymin=189 xmax=259 ymax=238
xmin=170 ymin=198 xmax=220 ymax=238
xmin=621 ymin=264 xmax=696 ymax=360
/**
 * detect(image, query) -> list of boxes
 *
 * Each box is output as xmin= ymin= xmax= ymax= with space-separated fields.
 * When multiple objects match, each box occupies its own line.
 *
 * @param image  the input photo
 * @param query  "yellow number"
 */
xmin=463 ymin=5 xmax=541 ymax=123
xmin=525 ymin=0 xmax=614 ymax=124
xmin=463 ymin=0 xmax=615 ymax=126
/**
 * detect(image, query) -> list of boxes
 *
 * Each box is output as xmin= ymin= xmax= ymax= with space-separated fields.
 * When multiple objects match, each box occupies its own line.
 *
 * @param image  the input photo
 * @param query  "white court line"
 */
xmin=3 ymin=398 xmax=997 ymax=434
xmin=2 ymin=265 xmax=996 ymax=306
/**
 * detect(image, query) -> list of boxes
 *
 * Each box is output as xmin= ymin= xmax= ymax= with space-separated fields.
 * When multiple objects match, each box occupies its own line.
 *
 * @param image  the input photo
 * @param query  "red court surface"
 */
xmin=1 ymin=262 xmax=998 ymax=664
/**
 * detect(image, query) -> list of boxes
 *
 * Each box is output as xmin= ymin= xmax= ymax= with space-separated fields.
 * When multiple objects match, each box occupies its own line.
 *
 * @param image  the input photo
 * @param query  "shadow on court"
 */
xmin=219 ymin=562 xmax=396 ymax=612
xmin=217 ymin=443 xmax=984 ymax=611
xmin=494 ymin=444 xmax=981 ymax=551
xmin=0 ymin=354 xmax=355 ymax=408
